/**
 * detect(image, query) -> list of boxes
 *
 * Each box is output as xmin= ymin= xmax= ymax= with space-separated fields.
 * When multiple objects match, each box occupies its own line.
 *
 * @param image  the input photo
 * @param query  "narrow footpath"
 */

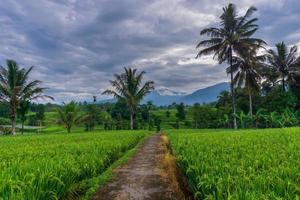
xmin=90 ymin=134 xmax=193 ymax=200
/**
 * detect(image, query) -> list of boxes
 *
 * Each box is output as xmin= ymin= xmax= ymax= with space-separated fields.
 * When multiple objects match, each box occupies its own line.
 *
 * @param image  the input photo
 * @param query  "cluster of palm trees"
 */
xmin=197 ymin=3 xmax=300 ymax=129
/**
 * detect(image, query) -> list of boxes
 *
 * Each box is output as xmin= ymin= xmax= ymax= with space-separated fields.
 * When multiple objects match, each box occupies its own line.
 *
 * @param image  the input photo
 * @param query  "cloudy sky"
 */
xmin=0 ymin=0 xmax=299 ymax=102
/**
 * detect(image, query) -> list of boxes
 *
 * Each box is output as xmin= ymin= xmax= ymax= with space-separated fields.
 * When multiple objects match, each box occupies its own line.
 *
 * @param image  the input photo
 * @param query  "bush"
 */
xmin=0 ymin=127 xmax=12 ymax=135
xmin=0 ymin=117 xmax=10 ymax=125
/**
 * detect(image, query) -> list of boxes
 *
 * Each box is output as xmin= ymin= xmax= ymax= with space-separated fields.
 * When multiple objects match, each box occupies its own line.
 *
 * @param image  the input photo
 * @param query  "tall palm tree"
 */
xmin=196 ymin=3 xmax=266 ymax=129
xmin=266 ymin=42 xmax=300 ymax=92
xmin=228 ymin=48 xmax=265 ymax=117
xmin=0 ymin=60 xmax=53 ymax=135
xmin=103 ymin=67 xmax=154 ymax=130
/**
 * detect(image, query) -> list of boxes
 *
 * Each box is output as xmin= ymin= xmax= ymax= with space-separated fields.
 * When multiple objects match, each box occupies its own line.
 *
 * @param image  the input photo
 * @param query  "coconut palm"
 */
xmin=57 ymin=101 xmax=81 ymax=133
xmin=0 ymin=60 xmax=53 ymax=135
xmin=266 ymin=42 xmax=300 ymax=92
xmin=228 ymin=48 xmax=265 ymax=117
xmin=196 ymin=3 xmax=266 ymax=128
xmin=103 ymin=67 xmax=154 ymax=130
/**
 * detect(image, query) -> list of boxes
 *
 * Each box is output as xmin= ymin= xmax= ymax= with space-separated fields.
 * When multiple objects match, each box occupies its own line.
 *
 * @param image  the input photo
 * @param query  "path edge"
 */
xmin=161 ymin=134 xmax=195 ymax=200
xmin=80 ymin=134 xmax=151 ymax=200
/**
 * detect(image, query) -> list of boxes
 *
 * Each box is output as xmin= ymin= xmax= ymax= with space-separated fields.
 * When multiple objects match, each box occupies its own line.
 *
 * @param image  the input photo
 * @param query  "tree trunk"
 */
xmin=12 ymin=117 xmax=16 ymax=135
xmin=282 ymin=78 xmax=286 ymax=92
xmin=248 ymin=90 xmax=253 ymax=117
xmin=21 ymin=120 xmax=24 ymax=135
xmin=229 ymin=47 xmax=238 ymax=129
xmin=248 ymin=89 xmax=254 ymax=128
xmin=130 ymin=111 xmax=134 ymax=130
xmin=11 ymin=104 xmax=16 ymax=135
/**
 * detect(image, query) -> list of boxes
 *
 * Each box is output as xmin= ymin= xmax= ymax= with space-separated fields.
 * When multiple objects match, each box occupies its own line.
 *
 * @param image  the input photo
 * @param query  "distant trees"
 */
xmin=57 ymin=101 xmax=81 ymax=133
xmin=166 ymin=110 xmax=170 ymax=118
xmin=18 ymin=100 xmax=30 ymax=135
xmin=175 ymin=103 xmax=186 ymax=129
xmin=196 ymin=3 xmax=265 ymax=129
xmin=176 ymin=103 xmax=186 ymax=121
xmin=36 ymin=104 xmax=45 ymax=125
xmin=0 ymin=60 xmax=52 ymax=135
xmin=103 ymin=67 xmax=154 ymax=130
xmin=82 ymin=104 xmax=99 ymax=131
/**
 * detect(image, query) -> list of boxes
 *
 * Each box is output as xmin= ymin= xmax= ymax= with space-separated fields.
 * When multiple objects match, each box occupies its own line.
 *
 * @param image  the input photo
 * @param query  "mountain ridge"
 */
xmin=98 ymin=82 xmax=230 ymax=105
xmin=142 ymin=82 xmax=230 ymax=105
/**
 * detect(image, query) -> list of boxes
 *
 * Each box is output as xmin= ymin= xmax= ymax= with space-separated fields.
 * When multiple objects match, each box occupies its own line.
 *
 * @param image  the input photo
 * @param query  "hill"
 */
xmin=142 ymin=82 xmax=230 ymax=105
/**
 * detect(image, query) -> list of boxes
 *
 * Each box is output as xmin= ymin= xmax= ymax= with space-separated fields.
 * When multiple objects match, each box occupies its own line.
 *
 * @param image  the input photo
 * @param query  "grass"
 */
xmin=167 ymin=128 xmax=300 ymax=199
xmin=0 ymin=130 xmax=149 ymax=199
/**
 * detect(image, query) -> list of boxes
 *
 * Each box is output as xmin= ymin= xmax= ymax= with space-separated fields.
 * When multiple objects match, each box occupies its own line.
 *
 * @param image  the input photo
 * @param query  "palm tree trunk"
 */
xmin=11 ymin=105 xmax=16 ymax=135
xmin=248 ymin=90 xmax=253 ymax=117
xmin=282 ymin=78 xmax=285 ymax=92
xmin=229 ymin=47 xmax=238 ymax=129
xmin=12 ymin=117 xmax=16 ymax=135
xmin=130 ymin=111 xmax=134 ymax=130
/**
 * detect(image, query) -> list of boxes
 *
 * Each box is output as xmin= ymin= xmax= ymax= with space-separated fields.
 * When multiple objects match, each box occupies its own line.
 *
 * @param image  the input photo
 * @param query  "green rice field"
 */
xmin=168 ymin=128 xmax=300 ymax=199
xmin=0 ymin=130 xmax=148 ymax=199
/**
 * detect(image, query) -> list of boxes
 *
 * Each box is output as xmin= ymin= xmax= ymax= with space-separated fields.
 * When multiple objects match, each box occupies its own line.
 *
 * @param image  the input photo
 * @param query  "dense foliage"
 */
xmin=102 ymin=67 xmax=154 ymax=130
xmin=0 ymin=60 xmax=52 ymax=134
xmin=168 ymin=128 xmax=300 ymax=199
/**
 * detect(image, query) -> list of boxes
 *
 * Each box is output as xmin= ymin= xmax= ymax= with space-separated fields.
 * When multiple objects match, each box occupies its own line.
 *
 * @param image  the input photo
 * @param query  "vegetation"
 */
xmin=0 ymin=130 xmax=148 ymax=199
xmin=57 ymin=101 xmax=82 ymax=133
xmin=196 ymin=3 xmax=266 ymax=129
xmin=168 ymin=128 xmax=300 ymax=199
xmin=0 ymin=60 xmax=52 ymax=135
xmin=102 ymin=67 xmax=154 ymax=130
xmin=0 ymin=3 xmax=299 ymax=200
xmin=266 ymin=42 xmax=300 ymax=92
xmin=17 ymin=100 xmax=30 ymax=134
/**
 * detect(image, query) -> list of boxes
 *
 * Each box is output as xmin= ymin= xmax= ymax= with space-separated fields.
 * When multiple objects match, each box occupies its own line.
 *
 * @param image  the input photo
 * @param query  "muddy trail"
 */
xmin=90 ymin=134 xmax=193 ymax=200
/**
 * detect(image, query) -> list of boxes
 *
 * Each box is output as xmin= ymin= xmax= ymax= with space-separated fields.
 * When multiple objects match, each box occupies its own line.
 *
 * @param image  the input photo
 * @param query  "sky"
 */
xmin=0 ymin=0 xmax=299 ymax=103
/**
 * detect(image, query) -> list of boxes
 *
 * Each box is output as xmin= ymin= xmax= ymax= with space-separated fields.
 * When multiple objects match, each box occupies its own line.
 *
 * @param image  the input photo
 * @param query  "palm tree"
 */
xmin=57 ymin=101 xmax=81 ymax=133
xmin=0 ymin=60 xmax=53 ymax=135
xmin=228 ymin=48 xmax=265 ymax=117
xmin=196 ymin=3 xmax=266 ymax=129
xmin=266 ymin=42 xmax=300 ymax=92
xmin=103 ymin=67 xmax=154 ymax=130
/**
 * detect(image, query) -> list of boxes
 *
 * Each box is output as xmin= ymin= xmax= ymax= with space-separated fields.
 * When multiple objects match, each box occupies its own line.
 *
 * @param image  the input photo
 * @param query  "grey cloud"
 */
xmin=0 ymin=0 xmax=299 ymax=102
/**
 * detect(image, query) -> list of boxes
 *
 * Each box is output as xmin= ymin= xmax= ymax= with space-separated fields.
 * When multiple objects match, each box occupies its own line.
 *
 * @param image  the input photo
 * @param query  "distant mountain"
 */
xmin=180 ymin=82 xmax=230 ymax=105
xmin=142 ymin=82 xmax=230 ymax=106
xmin=99 ymin=82 xmax=230 ymax=106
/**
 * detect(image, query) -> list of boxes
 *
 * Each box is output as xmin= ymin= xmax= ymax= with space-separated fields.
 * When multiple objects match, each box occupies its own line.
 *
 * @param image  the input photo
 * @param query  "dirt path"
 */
xmin=90 ymin=134 xmax=193 ymax=200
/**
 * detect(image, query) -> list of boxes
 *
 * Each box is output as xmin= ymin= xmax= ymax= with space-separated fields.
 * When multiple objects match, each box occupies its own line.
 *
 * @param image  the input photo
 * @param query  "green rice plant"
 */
xmin=168 ymin=128 xmax=300 ymax=200
xmin=0 ymin=130 xmax=148 ymax=199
